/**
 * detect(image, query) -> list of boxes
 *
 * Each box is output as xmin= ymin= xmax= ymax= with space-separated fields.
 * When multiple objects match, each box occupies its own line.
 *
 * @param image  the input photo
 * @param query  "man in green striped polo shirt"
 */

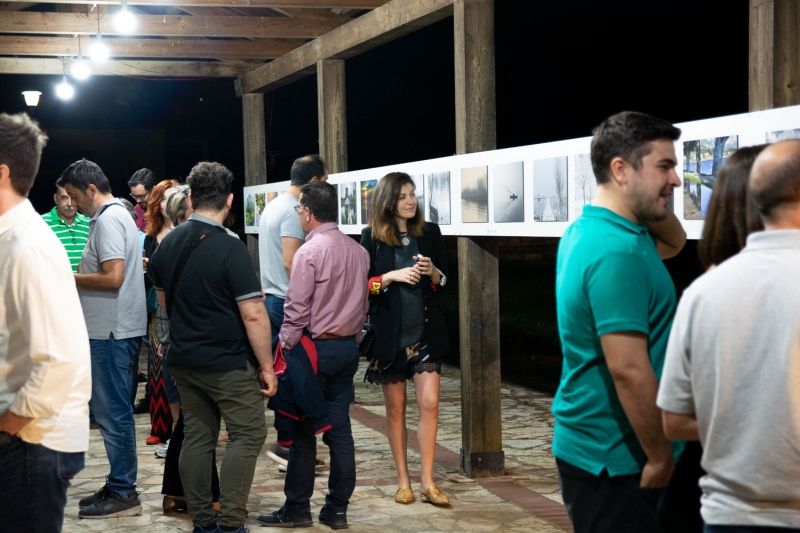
xmin=42 ymin=183 xmax=90 ymax=272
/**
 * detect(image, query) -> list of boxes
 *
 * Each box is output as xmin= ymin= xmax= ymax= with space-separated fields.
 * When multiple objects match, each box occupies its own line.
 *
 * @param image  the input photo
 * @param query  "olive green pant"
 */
xmin=170 ymin=363 xmax=268 ymax=528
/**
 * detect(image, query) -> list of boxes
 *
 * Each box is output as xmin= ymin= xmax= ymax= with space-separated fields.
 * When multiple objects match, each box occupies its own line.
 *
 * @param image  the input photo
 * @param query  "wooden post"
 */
xmin=454 ymin=0 xmax=502 ymax=477
xmin=242 ymin=92 xmax=267 ymax=269
xmin=317 ymin=59 xmax=348 ymax=173
xmin=749 ymin=0 xmax=800 ymax=110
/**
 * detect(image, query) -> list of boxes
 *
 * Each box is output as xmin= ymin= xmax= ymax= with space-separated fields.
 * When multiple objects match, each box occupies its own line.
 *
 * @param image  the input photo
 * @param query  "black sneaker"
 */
xmin=265 ymin=444 xmax=290 ymax=467
xmin=78 ymin=484 xmax=110 ymax=508
xmin=78 ymin=490 xmax=142 ymax=519
xmin=257 ymin=506 xmax=312 ymax=528
xmin=318 ymin=505 xmax=347 ymax=530
xmin=133 ymin=398 xmax=148 ymax=414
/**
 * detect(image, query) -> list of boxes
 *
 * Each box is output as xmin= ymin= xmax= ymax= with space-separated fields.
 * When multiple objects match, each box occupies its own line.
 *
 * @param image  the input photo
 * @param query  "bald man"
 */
xmin=658 ymin=139 xmax=800 ymax=530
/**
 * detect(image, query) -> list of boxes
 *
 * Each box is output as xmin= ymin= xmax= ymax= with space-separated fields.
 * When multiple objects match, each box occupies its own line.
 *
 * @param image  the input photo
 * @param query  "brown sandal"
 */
xmin=420 ymin=486 xmax=450 ymax=507
xmin=394 ymin=485 xmax=415 ymax=504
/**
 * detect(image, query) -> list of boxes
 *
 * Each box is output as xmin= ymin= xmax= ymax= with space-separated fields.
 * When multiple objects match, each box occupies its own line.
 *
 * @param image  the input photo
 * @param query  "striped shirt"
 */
xmin=42 ymin=206 xmax=90 ymax=272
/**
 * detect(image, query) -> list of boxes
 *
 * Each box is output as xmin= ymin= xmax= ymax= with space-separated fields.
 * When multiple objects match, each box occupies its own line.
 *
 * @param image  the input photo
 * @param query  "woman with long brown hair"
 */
xmin=143 ymin=178 xmax=178 ymax=445
xmin=360 ymin=172 xmax=451 ymax=507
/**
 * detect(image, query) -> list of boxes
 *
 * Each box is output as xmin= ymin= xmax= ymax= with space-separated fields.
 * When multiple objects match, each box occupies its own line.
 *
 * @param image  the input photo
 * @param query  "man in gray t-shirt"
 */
xmin=60 ymin=159 xmax=146 ymax=519
xmin=257 ymin=154 xmax=326 ymax=467
xmin=658 ymin=140 xmax=800 ymax=529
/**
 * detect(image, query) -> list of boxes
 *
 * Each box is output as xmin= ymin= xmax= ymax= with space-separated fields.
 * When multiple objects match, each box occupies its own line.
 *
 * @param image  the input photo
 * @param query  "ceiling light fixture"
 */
xmin=113 ymin=0 xmax=137 ymax=34
xmin=89 ymin=8 xmax=110 ymax=62
xmin=56 ymin=58 xmax=75 ymax=101
xmin=70 ymin=37 xmax=92 ymax=80
xmin=21 ymin=90 xmax=42 ymax=107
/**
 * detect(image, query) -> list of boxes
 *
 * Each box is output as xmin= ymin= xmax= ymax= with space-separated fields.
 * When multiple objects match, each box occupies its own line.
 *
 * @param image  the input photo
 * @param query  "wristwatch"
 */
xmin=437 ymin=269 xmax=447 ymax=287
xmin=0 ymin=431 xmax=14 ymax=448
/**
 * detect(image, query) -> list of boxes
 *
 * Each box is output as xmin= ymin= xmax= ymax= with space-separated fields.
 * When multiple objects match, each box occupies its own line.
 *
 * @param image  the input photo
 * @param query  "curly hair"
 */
xmin=145 ymin=179 xmax=178 ymax=237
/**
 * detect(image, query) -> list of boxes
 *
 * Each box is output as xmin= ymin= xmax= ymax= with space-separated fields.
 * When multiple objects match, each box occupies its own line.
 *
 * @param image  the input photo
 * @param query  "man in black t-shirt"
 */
xmin=149 ymin=161 xmax=277 ymax=533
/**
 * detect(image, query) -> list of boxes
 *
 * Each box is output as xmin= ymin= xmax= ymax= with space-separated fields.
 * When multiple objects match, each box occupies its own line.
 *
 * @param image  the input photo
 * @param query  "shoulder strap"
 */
xmin=165 ymin=223 xmax=226 ymax=315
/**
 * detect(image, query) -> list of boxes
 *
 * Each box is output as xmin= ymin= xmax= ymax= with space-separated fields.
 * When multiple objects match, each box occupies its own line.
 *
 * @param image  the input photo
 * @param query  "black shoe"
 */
xmin=137 ymin=372 xmax=147 ymax=383
xmin=78 ymin=490 xmax=142 ymax=519
xmin=79 ymin=484 xmax=110 ymax=508
xmin=318 ymin=505 xmax=347 ymax=530
xmin=133 ymin=398 xmax=148 ymax=414
xmin=257 ymin=506 xmax=312 ymax=528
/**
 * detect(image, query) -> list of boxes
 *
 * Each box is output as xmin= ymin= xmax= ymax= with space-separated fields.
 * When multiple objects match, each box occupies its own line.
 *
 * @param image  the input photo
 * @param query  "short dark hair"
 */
xmin=187 ymin=161 xmax=233 ymax=211
xmin=299 ymin=181 xmax=337 ymax=223
xmin=0 ymin=112 xmax=48 ymax=196
xmin=590 ymin=111 xmax=681 ymax=184
xmin=698 ymin=144 xmax=767 ymax=269
xmin=750 ymin=139 xmax=800 ymax=223
xmin=290 ymin=154 xmax=326 ymax=186
xmin=59 ymin=159 xmax=112 ymax=194
xmin=128 ymin=168 xmax=156 ymax=190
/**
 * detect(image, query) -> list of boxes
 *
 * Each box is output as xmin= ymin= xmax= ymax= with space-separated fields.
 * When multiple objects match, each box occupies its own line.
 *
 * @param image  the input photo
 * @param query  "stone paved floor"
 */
xmin=62 ymin=360 xmax=569 ymax=532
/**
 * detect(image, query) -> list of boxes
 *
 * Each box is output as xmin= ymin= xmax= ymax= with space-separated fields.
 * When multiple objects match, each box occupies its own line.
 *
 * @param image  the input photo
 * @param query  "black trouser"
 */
xmin=557 ymin=458 xmax=663 ymax=533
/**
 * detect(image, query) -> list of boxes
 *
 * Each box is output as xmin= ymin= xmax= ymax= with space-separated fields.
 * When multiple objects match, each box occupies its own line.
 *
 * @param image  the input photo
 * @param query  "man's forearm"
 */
xmin=244 ymin=315 xmax=273 ymax=371
xmin=613 ymin=366 xmax=673 ymax=462
xmin=662 ymin=410 xmax=700 ymax=441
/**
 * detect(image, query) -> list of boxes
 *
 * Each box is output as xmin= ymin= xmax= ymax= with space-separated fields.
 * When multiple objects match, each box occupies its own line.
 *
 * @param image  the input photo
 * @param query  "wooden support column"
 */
xmin=242 ymin=92 xmax=267 ymax=268
xmin=317 ymin=59 xmax=348 ymax=173
xmin=749 ymin=0 xmax=800 ymax=110
xmin=454 ymin=0 xmax=502 ymax=477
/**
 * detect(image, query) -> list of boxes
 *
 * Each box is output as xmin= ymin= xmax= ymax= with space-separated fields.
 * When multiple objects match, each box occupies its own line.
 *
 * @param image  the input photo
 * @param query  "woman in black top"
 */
xmin=360 ymin=172 xmax=450 ymax=507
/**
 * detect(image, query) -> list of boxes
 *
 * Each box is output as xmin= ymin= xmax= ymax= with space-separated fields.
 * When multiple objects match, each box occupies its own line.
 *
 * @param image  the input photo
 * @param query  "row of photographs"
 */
xmin=244 ymin=105 xmax=800 ymax=239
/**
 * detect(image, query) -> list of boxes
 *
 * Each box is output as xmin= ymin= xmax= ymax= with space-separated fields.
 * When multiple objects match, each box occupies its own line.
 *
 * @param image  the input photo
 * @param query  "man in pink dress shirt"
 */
xmin=259 ymin=181 xmax=369 ymax=531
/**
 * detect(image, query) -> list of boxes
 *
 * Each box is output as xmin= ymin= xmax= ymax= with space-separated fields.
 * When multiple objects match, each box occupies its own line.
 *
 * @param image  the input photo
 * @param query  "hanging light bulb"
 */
xmin=71 ymin=59 xmax=92 ymax=80
xmin=89 ymin=8 xmax=110 ymax=62
xmin=89 ymin=36 xmax=110 ymax=62
xmin=55 ymin=76 xmax=75 ymax=101
xmin=113 ymin=0 xmax=137 ymax=35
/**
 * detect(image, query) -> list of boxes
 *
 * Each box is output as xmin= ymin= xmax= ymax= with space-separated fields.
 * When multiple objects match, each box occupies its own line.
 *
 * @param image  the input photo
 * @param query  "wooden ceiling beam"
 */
xmin=0 ymin=35 xmax=294 ymax=59
xmin=236 ymin=0 xmax=453 ymax=94
xmin=0 ymin=0 xmax=387 ymax=7
xmin=0 ymin=57 xmax=249 ymax=77
xmin=0 ymin=11 xmax=339 ymax=38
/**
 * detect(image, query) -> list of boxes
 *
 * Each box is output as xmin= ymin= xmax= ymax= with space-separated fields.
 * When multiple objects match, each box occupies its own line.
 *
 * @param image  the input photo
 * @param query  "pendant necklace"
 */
xmin=400 ymin=231 xmax=410 ymax=246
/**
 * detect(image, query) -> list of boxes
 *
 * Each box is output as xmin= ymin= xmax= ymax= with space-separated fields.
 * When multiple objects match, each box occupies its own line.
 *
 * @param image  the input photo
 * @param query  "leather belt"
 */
xmin=315 ymin=333 xmax=355 ymax=341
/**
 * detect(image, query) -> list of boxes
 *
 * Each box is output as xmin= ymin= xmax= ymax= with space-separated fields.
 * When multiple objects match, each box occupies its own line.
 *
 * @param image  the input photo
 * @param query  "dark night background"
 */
xmin=0 ymin=1 xmax=750 ymax=389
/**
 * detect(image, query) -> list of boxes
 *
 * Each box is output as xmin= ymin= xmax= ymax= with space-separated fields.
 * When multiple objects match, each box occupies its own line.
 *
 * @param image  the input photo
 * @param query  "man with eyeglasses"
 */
xmin=128 ymin=167 xmax=155 ymax=232
xmin=257 ymin=154 xmax=327 ymax=470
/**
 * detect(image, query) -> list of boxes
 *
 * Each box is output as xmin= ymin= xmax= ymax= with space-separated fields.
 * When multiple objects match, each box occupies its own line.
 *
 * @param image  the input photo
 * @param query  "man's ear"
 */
xmin=0 ymin=164 xmax=10 ymax=188
xmin=226 ymin=192 xmax=234 ymax=209
xmin=609 ymin=156 xmax=629 ymax=186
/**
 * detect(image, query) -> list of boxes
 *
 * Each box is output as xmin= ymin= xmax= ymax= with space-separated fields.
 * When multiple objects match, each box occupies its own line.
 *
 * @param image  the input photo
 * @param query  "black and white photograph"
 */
xmin=461 ymin=165 xmax=489 ymax=223
xmin=767 ymin=128 xmax=800 ymax=142
xmin=573 ymin=153 xmax=597 ymax=213
xmin=683 ymin=135 xmax=738 ymax=220
xmin=360 ymin=179 xmax=377 ymax=224
xmin=339 ymin=182 xmax=357 ymax=225
xmin=533 ymin=156 xmax=568 ymax=222
xmin=425 ymin=171 xmax=451 ymax=225
xmin=410 ymin=173 xmax=425 ymax=219
xmin=492 ymin=161 xmax=524 ymax=223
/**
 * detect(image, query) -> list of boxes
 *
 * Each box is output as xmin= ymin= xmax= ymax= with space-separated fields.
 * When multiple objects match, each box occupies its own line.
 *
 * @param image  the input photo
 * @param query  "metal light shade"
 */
xmin=21 ymin=90 xmax=42 ymax=107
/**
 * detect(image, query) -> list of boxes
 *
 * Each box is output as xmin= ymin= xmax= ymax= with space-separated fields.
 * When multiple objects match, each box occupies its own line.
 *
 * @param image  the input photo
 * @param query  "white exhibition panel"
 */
xmin=243 ymin=105 xmax=800 ymax=239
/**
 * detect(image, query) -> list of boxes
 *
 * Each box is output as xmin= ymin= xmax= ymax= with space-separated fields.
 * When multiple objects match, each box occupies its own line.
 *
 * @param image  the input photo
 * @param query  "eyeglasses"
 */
xmin=293 ymin=204 xmax=308 ymax=214
xmin=130 ymin=193 xmax=148 ymax=201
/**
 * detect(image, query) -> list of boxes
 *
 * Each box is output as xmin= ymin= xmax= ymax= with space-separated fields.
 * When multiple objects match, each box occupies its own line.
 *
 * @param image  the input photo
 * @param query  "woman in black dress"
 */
xmin=360 ymin=172 xmax=451 ymax=507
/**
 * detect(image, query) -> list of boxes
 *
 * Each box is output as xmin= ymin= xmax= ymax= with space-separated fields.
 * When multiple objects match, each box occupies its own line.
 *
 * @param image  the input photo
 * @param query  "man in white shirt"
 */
xmin=0 ymin=112 xmax=92 ymax=531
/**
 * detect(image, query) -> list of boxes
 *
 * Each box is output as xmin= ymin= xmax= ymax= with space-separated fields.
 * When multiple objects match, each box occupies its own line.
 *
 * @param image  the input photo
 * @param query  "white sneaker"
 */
xmin=154 ymin=439 xmax=170 ymax=459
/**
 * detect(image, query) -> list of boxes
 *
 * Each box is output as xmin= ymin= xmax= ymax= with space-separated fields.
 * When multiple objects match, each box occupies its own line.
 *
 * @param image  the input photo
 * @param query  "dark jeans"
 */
xmin=0 ymin=436 xmax=84 ymax=532
xmin=705 ymin=527 xmax=800 ymax=533
xmin=89 ymin=334 xmax=140 ymax=496
xmin=264 ymin=294 xmax=285 ymax=347
xmin=284 ymin=338 xmax=358 ymax=513
xmin=170 ymin=363 xmax=268 ymax=529
xmin=557 ymin=457 xmax=664 ymax=533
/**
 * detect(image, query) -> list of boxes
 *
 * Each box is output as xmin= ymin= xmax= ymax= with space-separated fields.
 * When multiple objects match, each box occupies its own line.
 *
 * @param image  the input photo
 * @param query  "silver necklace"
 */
xmin=400 ymin=232 xmax=410 ymax=246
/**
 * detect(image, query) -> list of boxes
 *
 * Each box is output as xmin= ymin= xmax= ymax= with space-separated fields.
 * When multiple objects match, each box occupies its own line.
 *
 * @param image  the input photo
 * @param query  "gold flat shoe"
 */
xmin=394 ymin=485 xmax=415 ymax=504
xmin=420 ymin=485 xmax=450 ymax=507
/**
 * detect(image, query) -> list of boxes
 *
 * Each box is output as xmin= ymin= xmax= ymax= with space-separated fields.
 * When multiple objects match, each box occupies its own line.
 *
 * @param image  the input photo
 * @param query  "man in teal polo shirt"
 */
xmin=553 ymin=111 xmax=686 ymax=532
xmin=42 ymin=182 xmax=90 ymax=272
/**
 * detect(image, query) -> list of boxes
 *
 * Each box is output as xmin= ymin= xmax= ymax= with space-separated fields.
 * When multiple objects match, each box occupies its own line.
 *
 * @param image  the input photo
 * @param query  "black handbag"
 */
xmin=358 ymin=317 xmax=376 ymax=360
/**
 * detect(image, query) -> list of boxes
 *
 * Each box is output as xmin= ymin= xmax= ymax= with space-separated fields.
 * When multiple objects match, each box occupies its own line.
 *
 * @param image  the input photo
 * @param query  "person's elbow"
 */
xmin=661 ymin=409 xmax=699 ymax=441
